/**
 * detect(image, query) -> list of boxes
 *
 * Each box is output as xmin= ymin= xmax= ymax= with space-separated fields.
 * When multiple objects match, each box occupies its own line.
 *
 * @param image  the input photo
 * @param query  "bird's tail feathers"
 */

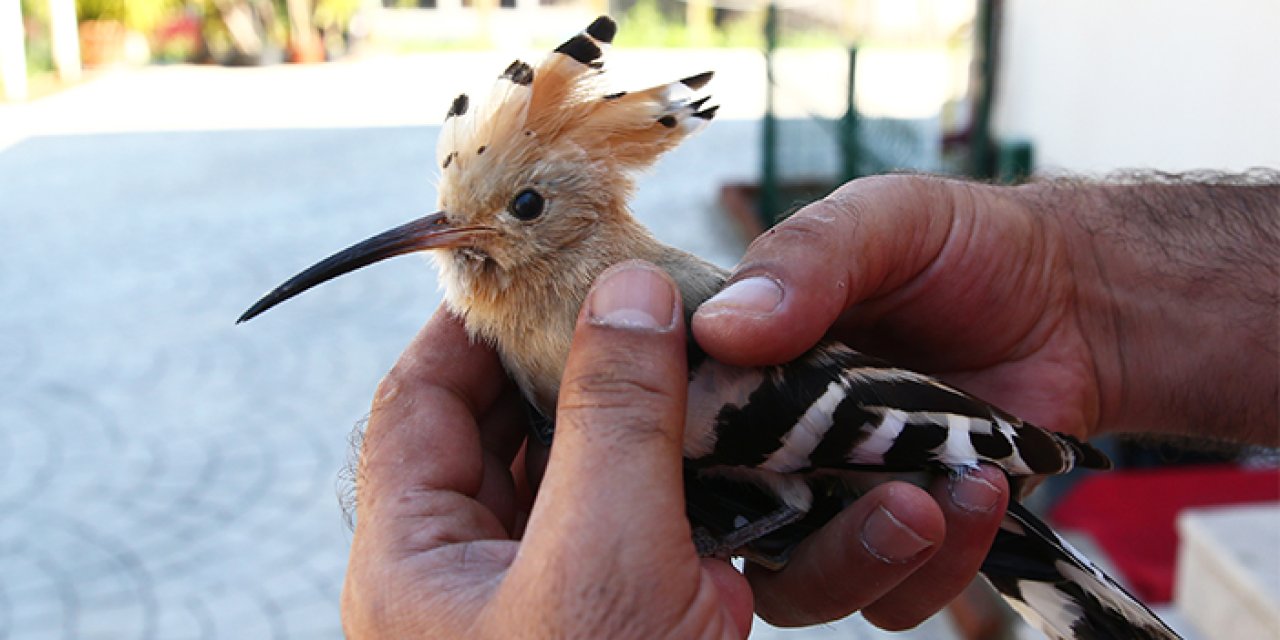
xmin=1058 ymin=432 xmax=1113 ymax=470
xmin=981 ymin=500 xmax=1181 ymax=640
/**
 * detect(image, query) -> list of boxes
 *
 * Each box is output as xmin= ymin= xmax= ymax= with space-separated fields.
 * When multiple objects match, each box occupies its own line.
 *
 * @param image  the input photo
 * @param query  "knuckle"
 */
xmin=560 ymin=370 xmax=672 ymax=418
xmin=371 ymin=372 xmax=403 ymax=412
xmin=558 ymin=371 xmax=678 ymax=447
xmin=561 ymin=346 xmax=673 ymax=407
xmin=748 ymin=200 xmax=851 ymax=255
xmin=563 ymin=369 xmax=669 ymax=403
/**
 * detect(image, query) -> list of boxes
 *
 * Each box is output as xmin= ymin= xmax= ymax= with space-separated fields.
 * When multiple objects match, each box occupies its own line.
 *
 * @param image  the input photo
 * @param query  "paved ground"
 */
xmin=0 ymin=55 xmax=959 ymax=639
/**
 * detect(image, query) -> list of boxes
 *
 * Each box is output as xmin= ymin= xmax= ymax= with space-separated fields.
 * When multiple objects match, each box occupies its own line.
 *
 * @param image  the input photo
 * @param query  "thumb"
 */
xmin=520 ymin=260 xmax=695 ymax=575
xmin=692 ymin=175 xmax=960 ymax=366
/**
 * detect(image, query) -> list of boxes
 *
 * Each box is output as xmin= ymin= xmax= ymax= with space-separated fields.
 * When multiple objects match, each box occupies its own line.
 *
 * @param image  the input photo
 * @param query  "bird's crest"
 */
xmin=435 ymin=16 xmax=717 ymax=188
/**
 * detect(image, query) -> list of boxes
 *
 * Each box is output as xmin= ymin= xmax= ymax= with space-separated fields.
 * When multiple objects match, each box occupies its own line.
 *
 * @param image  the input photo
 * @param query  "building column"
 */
xmin=0 ymin=0 xmax=28 ymax=101
xmin=48 ymin=0 xmax=80 ymax=81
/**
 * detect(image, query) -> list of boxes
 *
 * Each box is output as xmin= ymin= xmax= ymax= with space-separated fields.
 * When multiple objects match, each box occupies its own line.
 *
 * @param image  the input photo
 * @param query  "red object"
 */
xmin=1049 ymin=464 xmax=1280 ymax=604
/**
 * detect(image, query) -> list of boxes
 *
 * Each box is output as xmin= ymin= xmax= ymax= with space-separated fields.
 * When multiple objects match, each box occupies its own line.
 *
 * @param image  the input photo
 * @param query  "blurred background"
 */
xmin=1 ymin=1 xmax=1277 ymax=638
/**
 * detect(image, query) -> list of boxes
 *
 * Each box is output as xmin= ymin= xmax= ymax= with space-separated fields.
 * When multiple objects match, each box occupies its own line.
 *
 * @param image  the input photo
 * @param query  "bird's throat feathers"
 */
xmin=436 ymin=221 xmax=725 ymax=415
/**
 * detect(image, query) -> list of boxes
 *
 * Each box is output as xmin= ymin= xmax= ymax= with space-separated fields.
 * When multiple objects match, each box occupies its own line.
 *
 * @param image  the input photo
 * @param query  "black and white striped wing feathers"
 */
xmin=985 ymin=502 xmax=1182 ymax=639
xmin=682 ymin=342 xmax=1109 ymax=480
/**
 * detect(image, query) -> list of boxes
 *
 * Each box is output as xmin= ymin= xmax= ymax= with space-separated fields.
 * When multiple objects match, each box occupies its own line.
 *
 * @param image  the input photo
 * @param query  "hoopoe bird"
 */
xmin=240 ymin=17 xmax=1180 ymax=640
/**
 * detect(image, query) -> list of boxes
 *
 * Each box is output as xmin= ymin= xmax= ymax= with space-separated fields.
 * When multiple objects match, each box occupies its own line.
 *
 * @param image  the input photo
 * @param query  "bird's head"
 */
xmin=238 ymin=15 xmax=716 ymax=324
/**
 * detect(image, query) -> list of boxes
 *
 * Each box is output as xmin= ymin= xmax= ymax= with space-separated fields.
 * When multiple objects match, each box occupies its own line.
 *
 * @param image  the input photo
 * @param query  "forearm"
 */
xmin=1025 ymin=172 xmax=1280 ymax=445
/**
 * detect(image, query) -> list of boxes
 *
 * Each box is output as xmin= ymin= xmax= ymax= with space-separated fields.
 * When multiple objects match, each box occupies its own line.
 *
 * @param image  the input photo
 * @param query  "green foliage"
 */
xmin=75 ymin=0 xmax=183 ymax=31
xmin=20 ymin=0 xmax=51 ymax=24
xmin=20 ymin=0 xmax=55 ymax=74
xmin=716 ymin=12 xmax=762 ymax=49
xmin=314 ymin=0 xmax=361 ymax=31
xmin=614 ymin=0 xmax=688 ymax=47
xmin=24 ymin=30 xmax=56 ymax=75
xmin=612 ymin=0 xmax=838 ymax=50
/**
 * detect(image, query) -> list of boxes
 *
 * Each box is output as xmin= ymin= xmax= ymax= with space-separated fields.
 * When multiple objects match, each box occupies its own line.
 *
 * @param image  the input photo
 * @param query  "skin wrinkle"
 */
xmin=750 ymin=205 xmax=853 ymax=283
xmin=866 ymin=183 xmax=1091 ymax=435
xmin=1061 ymin=188 xmax=1126 ymax=439
xmin=854 ymin=182 xmax=1022 ymax=369
xmin=806 ymin=178 xmax=957 ymax=353
xmin=899 ymin=177 xmax=962 ymax=301
xmin=909 ymin=182 xmax=979 ymax=316
xmin=389 ymin=491 xmax=503 ymax=554
xmin=557 ymin=407 xmax=678 ymax=453
xmin=848 ymin=177 xmax=955 ymax=305
xmin=992 ymin=196 xmax=1069 ymax=363
xmin=558 ymin=365 xmax=679 ymax=414
xmin=1022 ymin=183 xmax=1120 ymax=432
xmin=983 ymin=220 xmax=1093 ymax=428
xmin=846 ymin=185 xmax=954 ymax=318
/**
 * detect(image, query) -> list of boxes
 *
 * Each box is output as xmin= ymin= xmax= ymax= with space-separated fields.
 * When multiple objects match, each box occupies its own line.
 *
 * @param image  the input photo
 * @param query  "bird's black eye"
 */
xmin=508 ymin=188 xmax=545 ymax=221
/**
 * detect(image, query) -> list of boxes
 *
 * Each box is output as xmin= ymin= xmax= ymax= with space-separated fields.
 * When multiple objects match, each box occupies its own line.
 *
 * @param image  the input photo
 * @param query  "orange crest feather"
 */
xmin=436 ymin=16 xmax=717 ymax=184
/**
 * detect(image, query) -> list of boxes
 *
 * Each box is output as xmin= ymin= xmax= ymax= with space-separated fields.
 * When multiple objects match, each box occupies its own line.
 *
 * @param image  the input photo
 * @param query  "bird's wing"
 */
xmin=984 ymin=501 xmax=1182 ymax=639
xmin=685 ymin=342 xmax=1110 ymax=479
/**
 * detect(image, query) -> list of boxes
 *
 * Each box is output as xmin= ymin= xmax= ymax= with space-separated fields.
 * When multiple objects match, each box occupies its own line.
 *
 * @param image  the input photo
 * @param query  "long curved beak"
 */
xmin=237 ymin=211 xmax=492 ymax=323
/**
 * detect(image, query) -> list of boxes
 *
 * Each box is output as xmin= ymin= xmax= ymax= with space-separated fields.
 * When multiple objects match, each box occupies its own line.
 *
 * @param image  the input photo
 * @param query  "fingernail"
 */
xmin=588 ymin=262 xmax=677 ymax=330
xmin=949 ymin=473 xmax=1002 ymax=513
xmin=861 ymin=506 xmax=932 ymax=564
xmin=701 ymin=276 xmax=783 ymax=315
xmin=372 ymin=374 xmax=400 ymax=407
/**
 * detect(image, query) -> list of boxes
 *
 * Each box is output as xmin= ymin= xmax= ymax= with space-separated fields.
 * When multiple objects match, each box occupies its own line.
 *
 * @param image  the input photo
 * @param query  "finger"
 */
xmin=474 ymin=366 xmax=533 ymax=533
xmin=360 ymin=307 xmax=509 ymax=537
xmin=702 ymin=558 xmax=755 ymax=637
xmin=747 ymin=481 xmax=945 ymax=627
xmin=345 ymin=309 xmax=517 ymax=635
xmin=692 ymin=175 xmax=961 ymax=366
xmin=522 ymin=434 xmax=550 ymax=499
xmin=477 ymin=381 xmax=531 ymax=468
xmin=518 ymin=260 xmax=693 ymax=575
xmin=862 ymin=466 xmax=1008 ymax=630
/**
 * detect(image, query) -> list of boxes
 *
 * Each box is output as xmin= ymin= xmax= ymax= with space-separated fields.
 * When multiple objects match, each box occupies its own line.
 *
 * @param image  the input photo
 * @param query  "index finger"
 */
xmin=361 ymin=306 xmax=511 ymax=503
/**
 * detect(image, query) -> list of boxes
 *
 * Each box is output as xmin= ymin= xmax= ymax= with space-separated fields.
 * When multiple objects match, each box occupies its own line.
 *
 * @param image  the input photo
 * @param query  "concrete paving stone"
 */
xmin=148 ymin=602 xmax=210 ymax=640
xmin=75 ymin=601 xmax=153 ymax=640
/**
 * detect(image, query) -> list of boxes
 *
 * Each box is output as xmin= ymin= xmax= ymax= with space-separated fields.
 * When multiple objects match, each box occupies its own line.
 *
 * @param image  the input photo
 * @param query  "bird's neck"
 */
xmin=438 ymin=217 xmax=727 ymax=416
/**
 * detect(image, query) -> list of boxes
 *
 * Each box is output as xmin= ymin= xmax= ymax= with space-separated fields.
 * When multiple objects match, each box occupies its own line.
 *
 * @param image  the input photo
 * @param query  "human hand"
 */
xmin=342 ymin=262 xmax=754 ymax=639
xmin=691 ymin=175 xmax=1076 ymax=629
xmin=695 ymin=175 xmax=1103 ymax=440
xmin=695 ymin=173 xmax=1280 ymax=449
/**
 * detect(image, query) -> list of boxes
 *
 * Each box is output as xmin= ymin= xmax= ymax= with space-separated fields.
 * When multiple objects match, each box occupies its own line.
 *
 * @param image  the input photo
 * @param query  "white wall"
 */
xmin=994 ymin=0 xmax=1280 ymax=173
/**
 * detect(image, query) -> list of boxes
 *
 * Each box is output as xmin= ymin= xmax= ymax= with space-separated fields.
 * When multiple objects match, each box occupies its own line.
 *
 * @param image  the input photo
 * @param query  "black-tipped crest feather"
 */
xmin=501 ymin=60 xmax=534 ymax=86
xmin=446 ymin=94 xmax=469 ymax=118
xmin=681 ymin=71 xmax=714 ymax=90
xmin=586 ymin=15 xmax=616 ymax=43
xmin=555 ymin=34 xmax=603 ymax=66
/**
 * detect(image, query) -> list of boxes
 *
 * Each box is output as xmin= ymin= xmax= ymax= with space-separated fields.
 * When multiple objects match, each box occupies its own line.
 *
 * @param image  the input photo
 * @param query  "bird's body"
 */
xmin=240 ymin=16 xmax=1180 ymax=640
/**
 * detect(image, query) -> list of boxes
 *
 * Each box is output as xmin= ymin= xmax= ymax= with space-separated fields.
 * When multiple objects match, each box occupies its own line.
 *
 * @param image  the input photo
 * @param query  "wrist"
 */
xmin=1020 ymin=176 xmax=1279 ymax=445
